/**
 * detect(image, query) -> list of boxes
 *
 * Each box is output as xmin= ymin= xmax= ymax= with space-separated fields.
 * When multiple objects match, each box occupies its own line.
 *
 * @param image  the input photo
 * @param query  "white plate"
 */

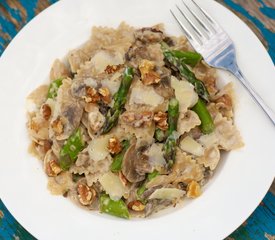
xmin=0 ymin=0 xmax=274 ymax=239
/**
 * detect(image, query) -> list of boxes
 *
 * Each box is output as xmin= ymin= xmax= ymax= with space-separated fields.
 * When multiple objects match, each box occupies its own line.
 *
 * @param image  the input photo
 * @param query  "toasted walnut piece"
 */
xmin=139 ymin=59 xmax=161 ymax=85
xmin=121 ymin=111 xmax=153 ymax=128
xmin=128 ymin=200 xmax=145 ymax=212
xmin=121 ymin=112 xmax=135 ymax=123
xmin=215 ymin=94 xmax=232 ymax=109
xmin=139 ymin=59 xmax=154 ymax=75
xmin=119 ymin=171 xmax=128 ymax=186
xmin=153 ymin=111 xmax=168 ymax=130
xmin=41 ymin=104 xmax=52 ymax=120
xmin=105 ymin=64 xmax=122 ymax=74
xmin=51 ymin=117 xmax=64 ymax=135
xmin=186 ymin=181 xmax=201 ymax=198
xmin=108 ymin=137 xmax=122 ymax=154
xmin=98 ymin=87 xmax=111 ymax=104
xmin=77 ymin=184 xmax=96 ymax=206
xmin=83 ymin=87 xmax=100 ymax=103
xmin=143 ymin=71 xmax=161 ymax=85
xmin=46 ymin=159 xmax=62 ymax=177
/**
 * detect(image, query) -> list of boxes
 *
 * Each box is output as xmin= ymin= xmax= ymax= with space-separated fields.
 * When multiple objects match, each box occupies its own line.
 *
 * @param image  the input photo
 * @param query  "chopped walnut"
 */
xmin=83 ymin=87 xmax=100 ymax=103
xmin=121 ymin=111 xmax=135 ymax=123
xmin=186 ymin=180 xmax=201 ymax=198
xmin=105 ymin=64 xmax=122 ymax=74
xmin=41 ymin=104 xmax=52 ymax=120
xmin=98 ymin=87 xmax=111 ymax=104
xmin=153 ymin=111 xmax=168 ymax=130
xmin=119 ymin=171 xmax=128 ymax=186
xmin=108 ymin=137 xmax=122 ymax=154
xmin=139 ymin=59 xmax=160 ymax=85
xmin=45 ymin=159 xmax=62 ymax=177
xmin=128 ymin=200 xmax=145 ymax=212
xmin=51 ymin=117 xmax=64 ymax=135
xmin=121 ymin=111 xmax=153 ymax=128
xmin=77 ymin=184 xmax=96 ymax=206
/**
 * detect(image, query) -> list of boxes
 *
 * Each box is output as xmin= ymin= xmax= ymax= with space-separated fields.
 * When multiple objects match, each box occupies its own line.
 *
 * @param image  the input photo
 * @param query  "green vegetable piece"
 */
xmin=137 ymin=170 xmax=159 ymax=198
xmin=192 ymin=98 xmax=214 ymax=134
xmin=170 ymin=50 xmax=202 ymax=67
xmin=100 ymin=194 xmax=129 ymax=219
xmin=59 ymin=128 xmax=85 ymax=170
xmin=163 ymin=98 xmax=179 ymax=167
xmin=167 ymin=98 xmax=179 ymax=136
xmin=110 ymin=140 xmax=130 ymax=172
xmin=148 ymin=170 xmax=159 ymax=181
xmin=161 ymin=43 xmax=209 ymax=102
xmin=102 ymin=67 xmax=134 ymax=134
xmin=163 ymin=135 xmax=177 ymax=168
xmin=154 ymin=128 xmax=166 ymax=142
xmin=137 ymin=185 xmax=147 ymax=197
xmin=47 ymin=78 xmax=63 ymax=99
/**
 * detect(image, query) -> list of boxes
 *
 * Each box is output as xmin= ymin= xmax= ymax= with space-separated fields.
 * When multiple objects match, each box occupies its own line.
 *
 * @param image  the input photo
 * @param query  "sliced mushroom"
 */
xmin=122 ymin=144 xmax=152 ymax=183
xmin=145 ymin=199 xmax=173 ymax=217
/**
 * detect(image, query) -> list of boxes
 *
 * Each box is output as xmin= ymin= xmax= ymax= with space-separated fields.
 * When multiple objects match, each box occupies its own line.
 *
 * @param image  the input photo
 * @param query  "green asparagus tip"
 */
xmin=100 ymin=194 xmax=129 ymax=219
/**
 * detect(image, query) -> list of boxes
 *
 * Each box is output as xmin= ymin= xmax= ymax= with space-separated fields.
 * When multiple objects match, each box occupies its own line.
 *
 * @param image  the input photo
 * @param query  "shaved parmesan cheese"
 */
xmin=171 ymin=76 xmax=198 ymax=112
xmin=180 ymin=136 xmax=204 ymax=156
xmin=99 ymin=171 xmax=128 ymax=201
xmin=145 ymin=144 xmax=166 ymax=170
xmin=88 ymin=135 xmax=110 ymax=161
xmin=129 ymin=86 xmax=164 ymax=107
xmin=90 ymin=50 xmax=124 ymax=73
xmin=149 ymin=188 xmax=185 ymax=200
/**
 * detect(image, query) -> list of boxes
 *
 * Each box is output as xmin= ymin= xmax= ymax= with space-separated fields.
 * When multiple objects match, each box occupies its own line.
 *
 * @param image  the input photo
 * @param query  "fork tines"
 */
xmin=171 ymin=0 xmax=219 ymax=47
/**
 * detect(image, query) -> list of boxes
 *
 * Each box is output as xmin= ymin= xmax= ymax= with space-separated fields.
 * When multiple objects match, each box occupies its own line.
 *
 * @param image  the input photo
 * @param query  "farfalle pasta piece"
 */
xmin=50 ymin=59 xmax=70 ymax=81
xmin=146 ymin=148 xmax=204 ymax=188
xmin=83 ymin=22 xmax=135 ymax=57
xmin=197 ymin=146 xmax=220 ymax=170
xmin=68 ymin=49 xmax=89 ymax=73
xmin=177 ymin=110 xmax=201 ymax=136
xmin=70 ymin=148 xmax=112 ymax=186
xmin=214 ymin=113 xmax=244 ymax=151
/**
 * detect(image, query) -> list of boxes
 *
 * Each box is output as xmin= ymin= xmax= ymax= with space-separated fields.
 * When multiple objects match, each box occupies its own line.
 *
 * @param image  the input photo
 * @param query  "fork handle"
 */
xmin=232 ymin=66 xmax=275 ymax=126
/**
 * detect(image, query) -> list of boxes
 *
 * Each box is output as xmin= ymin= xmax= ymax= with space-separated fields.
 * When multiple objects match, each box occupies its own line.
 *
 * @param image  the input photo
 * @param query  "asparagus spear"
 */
xmin=161 ymin=42 xmax=202 ymax=67
xmin=161 ymin=43 xmax=214 ymax=134
xmin=170 ymin=50 xmax=202 ymax=67
xmin=165 ymin=51 xmax=209 ymax=102
xmin=110 ymin=140 xmax=130 ymax=172
xmin=100 ymin=194 xmax=129 ymax=219
xmin=59 ymin=128 xmax=85 ymax=171
xmin=192 ymin=98 xmax=214 ymax=134
xmin=167 ymin=98 xmax=179 ymax=135
xmin=102 ymin=67 xmax=134 ymax=134
xmin=161 ymin=43 xmax=209 ymax=102
xmin=163 ymin=98 xmax=179 ymax=167
xmin=47 ymin=78 xmax=63 ymax=99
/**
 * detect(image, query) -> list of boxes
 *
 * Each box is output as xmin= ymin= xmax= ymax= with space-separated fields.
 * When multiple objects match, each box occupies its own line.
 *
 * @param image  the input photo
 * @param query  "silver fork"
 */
xmin=171 ymin=0 xmax=275 ymax=125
